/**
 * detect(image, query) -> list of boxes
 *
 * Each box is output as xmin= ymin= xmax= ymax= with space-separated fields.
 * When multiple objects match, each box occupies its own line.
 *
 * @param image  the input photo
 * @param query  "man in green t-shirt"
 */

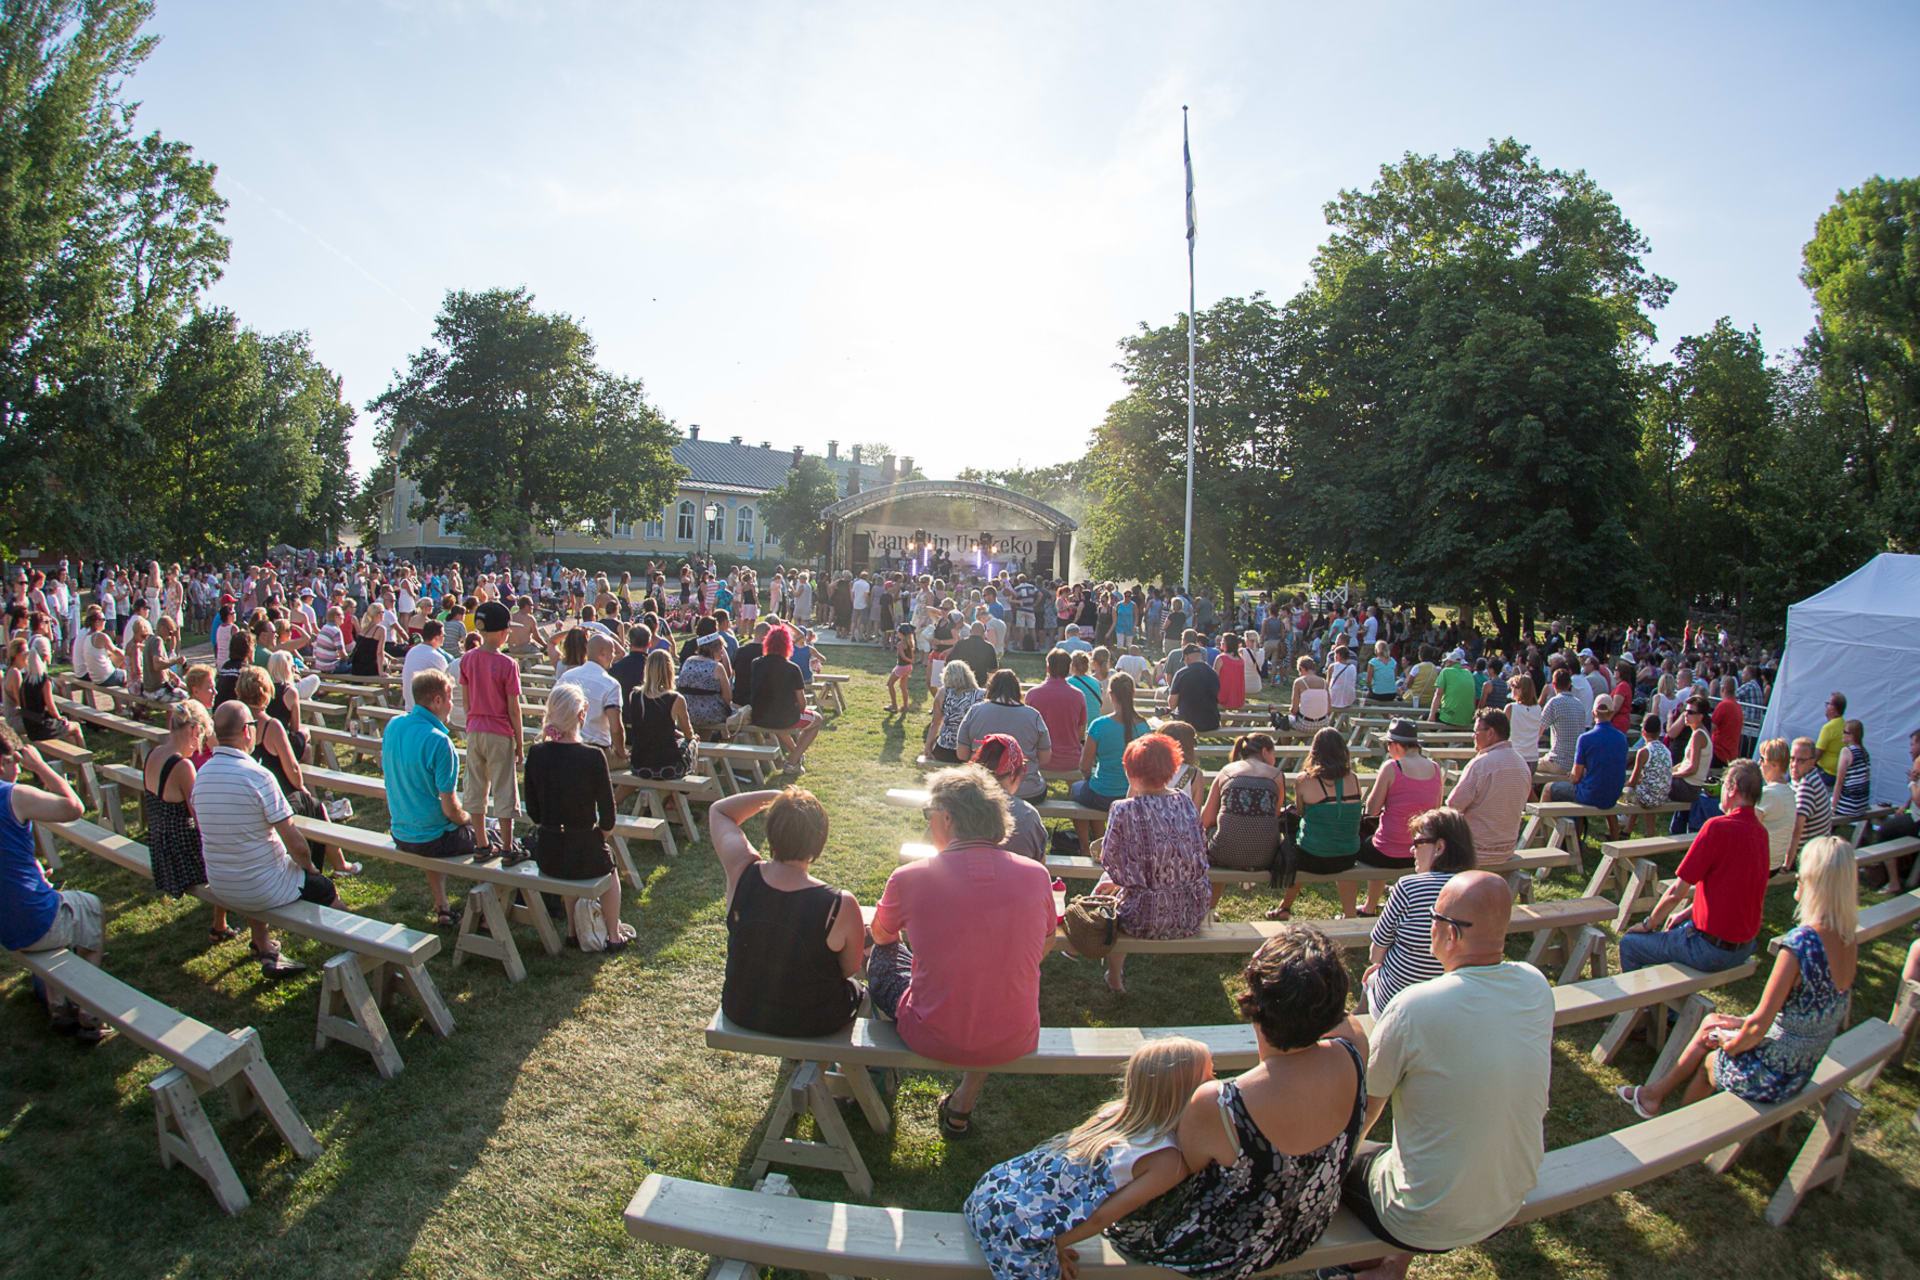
xmin=1430 ymin=649 xmax=1477 ymax=728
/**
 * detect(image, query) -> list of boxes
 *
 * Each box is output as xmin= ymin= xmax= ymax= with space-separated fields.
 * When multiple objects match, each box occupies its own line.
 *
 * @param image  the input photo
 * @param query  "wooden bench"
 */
xmin=1594 ymin=835 xmax=1920 ymax=933
xmin=913 ymin=755 xmax=1083 ymax=783
xmin=698 ymin=741 xmax=786 ymax=790
xmin=56 ymin=699 xmax=167 ymax=766
xmin=2 ymin=947 xmax=320 ymax=1213
xmin=630 ymin=1017 xmax=1903 ymax=1268
xmin=706 ymin=954 xmax=1750 ymax=1194
xmin=812 ymin=671 xmax=850 ymax=713
xmin=608 ymin=769 xmax=722 ymax=837
xmin=294 ymin=818 xmax=615 ymax=984
xmin=50 ymin=818 xmax=453 ymax=1078
xmin=31 ymin=737 xmax=104 ymax=868
xmin=1031 ymin=846 xmax=1575 ymax=897
xmin=1520 ymin=799 xmax=1692 ymax=873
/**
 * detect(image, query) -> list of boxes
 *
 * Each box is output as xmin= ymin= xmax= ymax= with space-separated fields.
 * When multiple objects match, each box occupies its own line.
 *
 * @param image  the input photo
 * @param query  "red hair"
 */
xmin=763 ymin=625 xmax=794 ymax=660
xmin=1123 ymin=733 xmax=1179 ymax=790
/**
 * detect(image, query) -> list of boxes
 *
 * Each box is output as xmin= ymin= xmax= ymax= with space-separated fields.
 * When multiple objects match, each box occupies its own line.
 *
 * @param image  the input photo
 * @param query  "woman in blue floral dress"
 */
xmin=965 ymin=1038 xmax=1212 ymax=1280
xmin=1619 ymin=836 xmax=1857 ymax=1117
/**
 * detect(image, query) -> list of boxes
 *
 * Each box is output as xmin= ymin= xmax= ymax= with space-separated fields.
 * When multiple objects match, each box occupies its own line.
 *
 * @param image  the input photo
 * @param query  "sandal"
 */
xmin=431 ymin=907 xmax=463 ymax=930
xmin=1264 ymin=906 xmax=1291 ymax=921
xmin=1616 ymin=1085 xmax=1657 ymax=1120
xmin=333 ymin=861 xmax=363 ymax=878
xmin=208 ymin=924 xmax=240 ymax=941
xmin=936 ymin=1094 xmax=973 ymax=1139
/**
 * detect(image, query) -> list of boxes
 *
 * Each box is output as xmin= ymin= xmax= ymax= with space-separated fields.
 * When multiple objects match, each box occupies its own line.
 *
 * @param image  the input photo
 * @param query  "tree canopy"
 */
xmin=368 ymin=287 xmax=685 ymax=557
xmin=761 ymin=455 xmax=841 ymax=559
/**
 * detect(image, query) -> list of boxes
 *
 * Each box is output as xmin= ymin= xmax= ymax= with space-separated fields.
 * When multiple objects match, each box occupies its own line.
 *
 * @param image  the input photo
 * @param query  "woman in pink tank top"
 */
xmin=1357 ymin=719 xmax=1444 ymax=914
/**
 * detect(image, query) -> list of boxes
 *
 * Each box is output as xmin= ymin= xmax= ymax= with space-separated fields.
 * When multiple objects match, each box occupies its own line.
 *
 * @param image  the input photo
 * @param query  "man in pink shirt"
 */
xmin=458 ymin=601 xmax=524 ymax=855
xmin=1022 ymin=648 xmax=1087 ymax=772
xmin=868 ymin=766 xmax=1055 ymax=1138
xmin=1446 ymin=707 xmax=1534 ymax=863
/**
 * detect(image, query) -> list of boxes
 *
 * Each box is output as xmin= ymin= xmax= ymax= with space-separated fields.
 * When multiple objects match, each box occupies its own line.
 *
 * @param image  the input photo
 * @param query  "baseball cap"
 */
xmin=1445 ymin=648 xmax=1467 ymax=663
xmin=475 ymin=601 xmax=511 ymax=632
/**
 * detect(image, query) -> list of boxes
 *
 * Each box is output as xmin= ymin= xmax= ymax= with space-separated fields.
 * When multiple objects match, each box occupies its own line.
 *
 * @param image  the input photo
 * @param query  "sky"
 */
xmin=125 ymin=0 xmax=1920 ymax=483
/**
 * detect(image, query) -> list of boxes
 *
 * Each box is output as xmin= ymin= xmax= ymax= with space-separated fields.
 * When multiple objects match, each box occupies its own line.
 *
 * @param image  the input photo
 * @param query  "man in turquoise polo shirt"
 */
xmin=382 ymin=667 xmax=475 ymax=929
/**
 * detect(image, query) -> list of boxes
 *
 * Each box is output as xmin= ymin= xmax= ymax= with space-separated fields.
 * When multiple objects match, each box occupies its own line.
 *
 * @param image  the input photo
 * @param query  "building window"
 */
xmin=735 ymin=504 xmax=755 ymax=545
xmin=612 ymin=510 xmax=633 ymax=539
xmin=707 ymin=502 xmax=726 ymax=544
xmin=643 ymin=512 xmax=665 ymax=541
xmin=439 ymin=511 xmax=466 ymax=539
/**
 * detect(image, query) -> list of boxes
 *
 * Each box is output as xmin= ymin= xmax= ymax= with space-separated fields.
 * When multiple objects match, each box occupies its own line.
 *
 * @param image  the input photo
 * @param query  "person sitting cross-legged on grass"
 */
xmin=1618 ymin=758 xmax=1769 ymax=975
xmin=868 ymin=765 xmax=1055 ymax=1138
xmin=1327 ymin=871 xmax=1554 ymax=1280
xmin=1619 ymin=836 xmax=1858 ymax=1119
xmin=708 ymin=786 xmax=863 ymax=1038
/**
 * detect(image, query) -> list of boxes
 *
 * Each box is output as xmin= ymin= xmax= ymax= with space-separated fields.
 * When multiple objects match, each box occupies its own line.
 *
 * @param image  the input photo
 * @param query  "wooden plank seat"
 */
xmin=49 ymin=818 xmax=453 ymax=1078
xmin=1595 ymin=835 xmax=1920 ymax=933
xmin=695 ymin=741 xmax=786 ymax=790
xmin=706 ymin=953 xmax=1752 ymax=1195
xmin=2 ymin=946 xmax=321 ymax=1214
xmin=1033 ymin=846 xmax=1576 ymax=889
xmin=266 ymin=763 xmax=678 ymax=884
xmin=293 ymin=817 xmax=614 ymax=983
xmin=609 ymin=769 xmax=723 ymax=838
xmin=56 ymin=698 xmax=167 ymax=763
xmin=629 ymin=1017 xmax=1903 ymax=1268
xmin=912 ymin=755 xmax=1082 ymax=783
xmin=28 ymin=737 xmax=105 ymax=868
xmin=1519 ymin=799 xmax=1692 ymax=874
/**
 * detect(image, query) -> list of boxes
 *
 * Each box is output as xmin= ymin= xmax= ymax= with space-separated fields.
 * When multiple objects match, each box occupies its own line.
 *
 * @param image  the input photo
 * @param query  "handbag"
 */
xmin=1050 ymin=826 xmax=1083 ymax=855
xmin=1061 ymin=893 xmax=1120 ymax=959
xmin=570 ymin=896 xmax=610 ymax=952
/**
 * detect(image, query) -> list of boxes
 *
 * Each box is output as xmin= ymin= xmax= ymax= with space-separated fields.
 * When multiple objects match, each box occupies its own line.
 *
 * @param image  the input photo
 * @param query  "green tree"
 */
xmin=1634 ymin=319 xmax=1779 ymax=615
xmin=368 ymin=287 xmax=685 ymax=557
xmin=1277 ymin=140 xmax=1667 ymax=647
xmin=1800 ymin=175 xmax=1920 ymax=548
xmin=1081 ymin=294 xmax=1289 ymax=599
xmin=138 ymin=310 xmax=351 ymax=559
xmin=762 ymin=455 xmax=841 ymax=561
xmin=0 ymin=0 xmax=228 ymax=555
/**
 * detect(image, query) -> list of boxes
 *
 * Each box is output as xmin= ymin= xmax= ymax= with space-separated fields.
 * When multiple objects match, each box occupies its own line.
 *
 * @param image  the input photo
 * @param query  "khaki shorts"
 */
xmin=462 ymin=730 xmax=520 ymax=820
xmin=1535 ymin=758 xmax=1573 ymax=779
xmin=22 ymin=891 xmax=105 ymax=955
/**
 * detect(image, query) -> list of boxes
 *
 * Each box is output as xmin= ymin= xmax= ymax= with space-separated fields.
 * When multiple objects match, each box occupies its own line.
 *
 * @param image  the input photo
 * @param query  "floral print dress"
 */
xmin=1107 ymin=1040 xmax=1367 ymax=1279
xmin=965 ymin=1122 xmax=1178 ymax=1280
xmin=1100 ymin=791 xmax=1212 ymax=939
xmin=1715 ymin=926 xmax=1850 ymax=1104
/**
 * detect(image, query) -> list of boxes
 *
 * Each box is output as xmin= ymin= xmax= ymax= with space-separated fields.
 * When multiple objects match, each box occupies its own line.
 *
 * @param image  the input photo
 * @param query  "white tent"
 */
xmin=1759 ymin=553 xmax=1920 ymax=806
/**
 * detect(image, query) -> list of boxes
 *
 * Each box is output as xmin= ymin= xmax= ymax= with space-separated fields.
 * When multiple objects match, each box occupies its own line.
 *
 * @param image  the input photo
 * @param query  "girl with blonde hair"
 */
xmin=1620 ymin=836 xmax=1858 ymax=1117
xmin=624 ymin=649 xmax=696 ymax=780
xmin=966 ymin=1038 xmax=1212 ymax=1279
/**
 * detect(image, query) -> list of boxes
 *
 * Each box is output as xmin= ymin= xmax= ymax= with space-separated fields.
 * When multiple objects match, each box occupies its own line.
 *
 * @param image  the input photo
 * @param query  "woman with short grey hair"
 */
xmin=925 ymin=660 xmax=984 ymax=763
xmin=925 ymin=764 xmax=1013 ymax=845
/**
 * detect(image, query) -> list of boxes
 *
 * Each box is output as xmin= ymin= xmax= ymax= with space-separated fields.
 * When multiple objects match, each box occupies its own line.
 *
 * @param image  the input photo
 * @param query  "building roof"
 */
xmin=673 ymin=437 xmax=871 ymax=497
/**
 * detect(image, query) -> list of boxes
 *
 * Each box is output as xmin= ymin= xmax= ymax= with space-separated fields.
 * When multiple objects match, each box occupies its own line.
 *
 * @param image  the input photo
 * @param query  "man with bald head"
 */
xmin=1338 ymin=871 xmax=1554 ymax=1278
xmin=557 ymin=631 xmax=627 ymax=763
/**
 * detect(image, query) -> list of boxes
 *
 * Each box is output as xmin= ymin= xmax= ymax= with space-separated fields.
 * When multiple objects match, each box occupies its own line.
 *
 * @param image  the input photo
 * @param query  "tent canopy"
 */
xmin=1758 ymin=553 xmax=1920 ymax=807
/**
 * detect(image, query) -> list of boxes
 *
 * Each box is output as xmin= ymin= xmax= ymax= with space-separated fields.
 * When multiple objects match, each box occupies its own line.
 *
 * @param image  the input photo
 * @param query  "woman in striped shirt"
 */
xmin=1361 ymin=807 xmax=1477 ymax=1015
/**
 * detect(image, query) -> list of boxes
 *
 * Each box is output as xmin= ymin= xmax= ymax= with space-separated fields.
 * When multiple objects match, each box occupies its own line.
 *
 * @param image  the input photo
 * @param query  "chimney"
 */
xmin=899 ymin=456 xmax=914 ymax=478
xmin=881 ymin=454 xmax=896 ymax=484
xmin=731 ymin=434 xmax=743 ymax=446
xmin=760 ymin=441 xmax=770 ymax=449
xmin=851 ymin=444 xmax=863 ymax=465
xmin=688 ymin=424 xmax=700 ymax=440
xmin=827 ymin=440 xmax=838 ymax=460
xmin=846 ymin=464 xmax=861 ymax=495
xmin=791 ymin=445 xmax=804 ymax=466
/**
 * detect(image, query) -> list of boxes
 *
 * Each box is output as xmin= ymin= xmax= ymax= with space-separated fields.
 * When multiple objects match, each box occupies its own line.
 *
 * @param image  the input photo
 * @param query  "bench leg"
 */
xmin=1524 ymin=926 xmax=1567 ymax=974
xmin=672 ymin=790 xmax=699 ymax=838
xmin=1614 ymin=858 xmax=1660 ymax=933
xmin=1509 ymin=870 xmax=1534 ymax=904
xmin=1890 ymin=979 xmax=1920 ymax=1070
xmin=232 ymin=1029 xmax=322 ymax=1161
xmin=34 ymin=820 xmax=62 ymax=871
xmin=316 ymin=737 xmax=341 ymax=770
xmin=611 ymin=831 xmax=644 ymax=891
xmin=453 ymin=885 xmax=528 ymax=983
xmin=515 ymin=885 xmax=566 ymax=956
xmin=98 ymin=779 xmax=127 ymax=837
xmin=1765 ymin=1090 xmax=1864 ymax=1226
xmin=1557 ymin=925 xmax=1608 ymax=984
xmin=747 ymin=1060 xmax=874 ymax=1197
xmin=387 ymin=960 xmax=456 ymax=1038
xmin=1651 ymin=993 xmax=1714 ymax=1089
xmin=150 ymin=1068 xmax=250 ymax=1214
xmin=315 ymin=953 xmax=405 ymax=1078
xmin=1594 ymin=1006 xmax=1645 ymax=1065
xmin=824 ymin=1060 xmax=893 ymax=1133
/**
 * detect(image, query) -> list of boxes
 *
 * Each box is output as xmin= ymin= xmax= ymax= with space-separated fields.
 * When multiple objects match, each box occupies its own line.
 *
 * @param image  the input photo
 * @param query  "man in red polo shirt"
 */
xmin=1618 ymin=758 xmax=1768 ymax=974
xmin=1710 ymin=676 xmax=1744 ymax=768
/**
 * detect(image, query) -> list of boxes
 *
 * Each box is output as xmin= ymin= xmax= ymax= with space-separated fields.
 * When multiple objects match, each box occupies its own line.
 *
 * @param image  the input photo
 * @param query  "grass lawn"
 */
xmin=2 ymin=644 xmax=1917 ymax=1279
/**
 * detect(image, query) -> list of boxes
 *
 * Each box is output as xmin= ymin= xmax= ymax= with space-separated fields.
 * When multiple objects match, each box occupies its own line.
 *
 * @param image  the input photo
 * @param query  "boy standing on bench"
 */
xmin=459 ymin=602 xmax=523 ymax=858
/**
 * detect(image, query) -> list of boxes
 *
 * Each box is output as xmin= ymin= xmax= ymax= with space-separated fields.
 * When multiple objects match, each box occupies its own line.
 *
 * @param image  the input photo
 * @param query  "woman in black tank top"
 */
xmin=709 ymin=788 xmax=861 ymax=1038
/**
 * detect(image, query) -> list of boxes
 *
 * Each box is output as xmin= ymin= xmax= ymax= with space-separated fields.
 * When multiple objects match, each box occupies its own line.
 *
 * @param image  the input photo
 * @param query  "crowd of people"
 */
xmin=5 ymin=545 xmax=1917 ymax=1278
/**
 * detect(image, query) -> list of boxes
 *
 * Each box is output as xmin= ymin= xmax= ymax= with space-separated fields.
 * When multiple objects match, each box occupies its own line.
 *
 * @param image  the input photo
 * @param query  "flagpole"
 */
xmin=1181 ymin=106 xmax=1196 ymax=595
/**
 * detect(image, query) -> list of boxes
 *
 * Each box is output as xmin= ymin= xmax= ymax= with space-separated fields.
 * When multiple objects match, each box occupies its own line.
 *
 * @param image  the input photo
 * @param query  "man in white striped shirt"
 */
xmin=194 ymin=701 xmax=336 ymax=977
xmin=1534 ymin=668 xmax=1590 ymax=780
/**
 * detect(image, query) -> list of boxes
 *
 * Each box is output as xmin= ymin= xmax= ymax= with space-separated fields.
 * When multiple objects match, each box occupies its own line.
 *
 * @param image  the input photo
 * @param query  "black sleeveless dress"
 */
xmin=143 ymin=755 xmax=208 ymax=897
xmin=1108 ymin=1039 xmax=1367 ymax=1278
xmin=722 ymin=863 xmax=859 ymax=1038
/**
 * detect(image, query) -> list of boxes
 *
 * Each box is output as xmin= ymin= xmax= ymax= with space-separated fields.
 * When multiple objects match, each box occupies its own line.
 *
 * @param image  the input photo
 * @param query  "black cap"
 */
xmin=474 ymin=601 xmax=512 ymax=632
